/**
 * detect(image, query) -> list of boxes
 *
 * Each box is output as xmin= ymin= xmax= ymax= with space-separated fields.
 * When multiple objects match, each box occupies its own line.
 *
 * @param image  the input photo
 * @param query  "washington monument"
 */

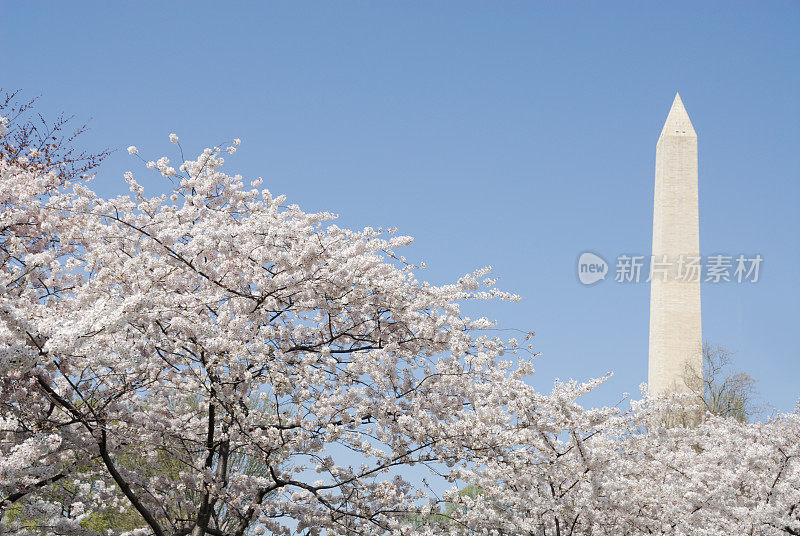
xmin=648 ymin=93 xmax=702 ymax=396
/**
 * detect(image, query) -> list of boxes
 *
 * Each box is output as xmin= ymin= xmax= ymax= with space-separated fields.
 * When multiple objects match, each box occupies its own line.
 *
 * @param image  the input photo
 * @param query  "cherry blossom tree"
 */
xmin=1 ymin=131 xmax=535 ymax=536
xmin=0 ymin=90 xmax=110 ymax=184
xmin=443 ymin=388 xmax=800 ymax=535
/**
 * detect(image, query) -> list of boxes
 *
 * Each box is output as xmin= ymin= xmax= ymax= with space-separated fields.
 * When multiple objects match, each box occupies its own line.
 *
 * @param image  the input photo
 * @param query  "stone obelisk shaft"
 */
xmin=648 ymin=93 xmax=702 ymax=396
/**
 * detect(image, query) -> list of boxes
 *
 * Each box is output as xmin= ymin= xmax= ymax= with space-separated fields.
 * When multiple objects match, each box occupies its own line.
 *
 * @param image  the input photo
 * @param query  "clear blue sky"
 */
xmin=3 ymin=1 xmax=798 ymax=414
